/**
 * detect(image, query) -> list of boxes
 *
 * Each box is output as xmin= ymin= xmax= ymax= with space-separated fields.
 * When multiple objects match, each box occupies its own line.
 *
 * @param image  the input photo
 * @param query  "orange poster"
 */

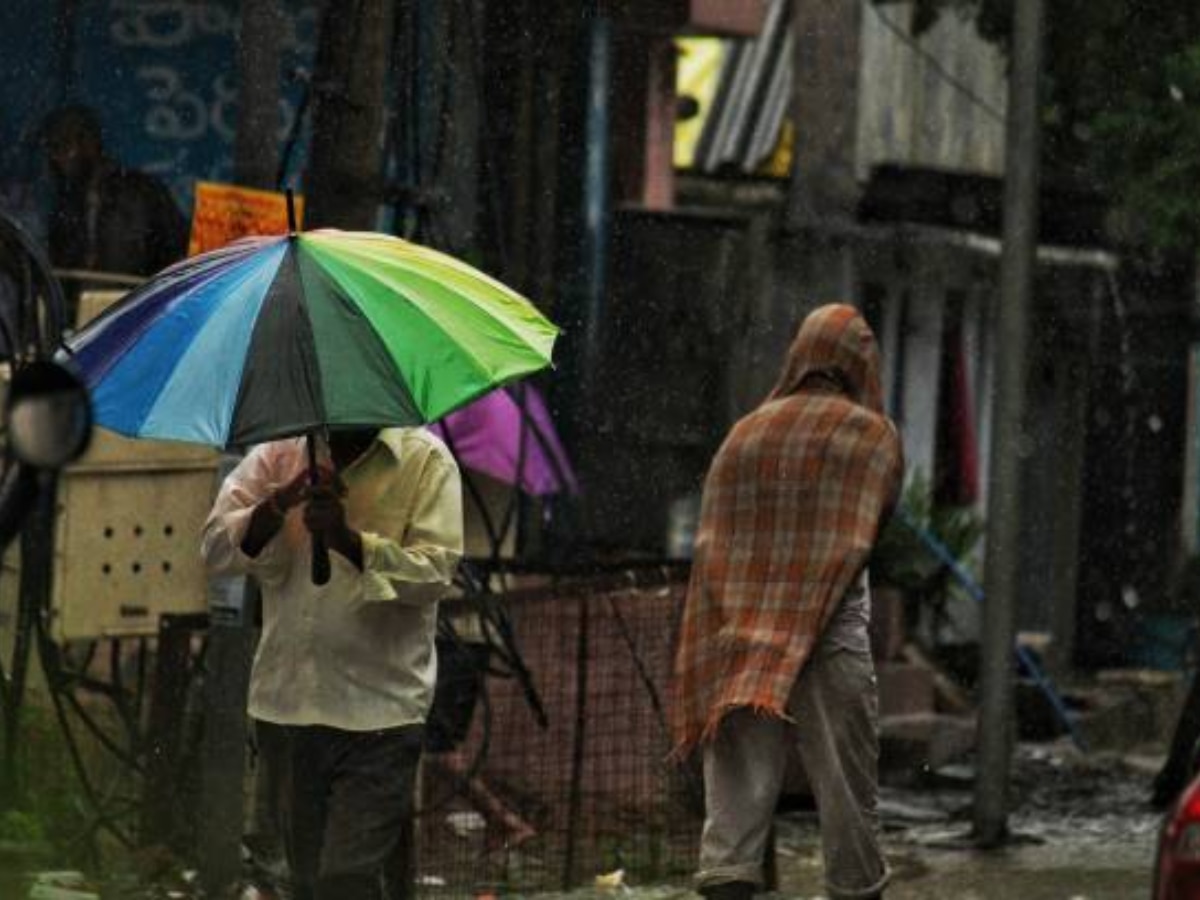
xmin=188 ymin=182 xmax=304 ymax=257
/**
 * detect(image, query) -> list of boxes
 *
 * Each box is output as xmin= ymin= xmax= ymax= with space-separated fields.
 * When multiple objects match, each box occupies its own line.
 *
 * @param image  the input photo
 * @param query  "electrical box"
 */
xmin=48 ymin=452 xmax=219 ymax=642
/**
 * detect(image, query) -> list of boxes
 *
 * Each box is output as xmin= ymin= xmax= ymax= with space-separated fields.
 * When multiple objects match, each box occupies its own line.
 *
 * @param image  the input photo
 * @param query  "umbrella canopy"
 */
xmin=430 ymin=384 xmax=578 ymax=497
xmin=64 ymin=230 xmax=558 ymax=447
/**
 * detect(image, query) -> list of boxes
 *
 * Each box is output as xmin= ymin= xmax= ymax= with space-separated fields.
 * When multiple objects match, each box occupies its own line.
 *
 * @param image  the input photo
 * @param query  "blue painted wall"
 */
xmin=0 ymin=1 xmax=317 ymax=240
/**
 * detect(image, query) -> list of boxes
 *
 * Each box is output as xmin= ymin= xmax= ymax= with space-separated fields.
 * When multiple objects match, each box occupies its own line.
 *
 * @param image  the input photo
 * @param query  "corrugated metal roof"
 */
xmin=691 ymin=0 xmax=791 ymax=174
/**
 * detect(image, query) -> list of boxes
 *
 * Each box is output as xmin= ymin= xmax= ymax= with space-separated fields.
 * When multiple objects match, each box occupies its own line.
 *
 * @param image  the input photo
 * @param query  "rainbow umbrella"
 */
xmin=65 ymin=233 xmax=557 ymax=448
xmin=64 ymin=207 xmax=558 ymax=581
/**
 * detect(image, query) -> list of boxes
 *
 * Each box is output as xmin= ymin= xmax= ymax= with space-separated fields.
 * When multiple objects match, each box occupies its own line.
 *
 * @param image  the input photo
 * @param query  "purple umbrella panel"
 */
xmin=429 ymin=384 xmax=578 ymax=497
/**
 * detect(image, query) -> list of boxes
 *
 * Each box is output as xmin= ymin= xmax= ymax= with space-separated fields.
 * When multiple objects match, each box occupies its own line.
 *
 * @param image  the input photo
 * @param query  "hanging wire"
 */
xmin=417 ymin=612 xmax=495 ymax=817
xmin=0 ymin=208 xmax=198 ymax=855
xmin=37 ymin=623 xmax=137 ymax=849
xmin=0 ymin=208 xmax=69 ymax=806
xmin=275 ymin=68 xmax=312 ymax=192
xmin=606 ymin=585 xmax=705 ymax=809
xmin=389 ymin=0 xmax=541 ymax=568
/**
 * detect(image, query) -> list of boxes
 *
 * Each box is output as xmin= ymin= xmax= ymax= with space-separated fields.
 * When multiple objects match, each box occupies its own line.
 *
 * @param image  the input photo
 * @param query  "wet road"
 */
xmin=518 ymin=743 xmax=1160 ymax=900
xmin=0 ymin=744 xmax=1160 ymax=898
xmin=775 ymin=817 xmax=1154 ymax=899
xmin=772 ymin=743 xmax=1159 ymax=899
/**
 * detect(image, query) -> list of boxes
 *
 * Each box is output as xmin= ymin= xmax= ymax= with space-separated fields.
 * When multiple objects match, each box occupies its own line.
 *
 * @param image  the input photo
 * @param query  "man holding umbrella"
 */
xmin=64 ymin=205 xmax=556 ymax=899
xmin=202 ymin=426 xmax=463 ymax=900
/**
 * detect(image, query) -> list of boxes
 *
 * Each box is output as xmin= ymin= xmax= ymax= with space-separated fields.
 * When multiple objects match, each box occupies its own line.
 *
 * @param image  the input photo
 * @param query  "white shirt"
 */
xmin=201 ymin=428 xmax=463 ymax=731
xmin=823 ymin=569 xmax=872 ymax=655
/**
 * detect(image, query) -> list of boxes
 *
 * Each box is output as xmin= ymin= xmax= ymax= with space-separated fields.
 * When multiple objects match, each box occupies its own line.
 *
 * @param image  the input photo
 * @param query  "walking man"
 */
xmin=673 ymin=304 xmax=904 ymax=900
xmin=203 ymin=427 xmax=463 ymax=900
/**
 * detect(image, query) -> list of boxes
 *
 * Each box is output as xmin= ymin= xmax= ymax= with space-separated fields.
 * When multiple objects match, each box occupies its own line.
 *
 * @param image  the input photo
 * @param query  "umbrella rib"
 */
xmin=144 ymin=244 xmax=294 ymax=446
xmin=72 ymin=247 xmax=286 ymax=438
xmin=227 ymin=245 xmax=329 ymax=445
xmin=321 ymin=265 xmax=507 ymax=420
xmin=312 ymin=231 xmax=534 ymax=303
xmin=305 ymin=245 xmax=551 ymax=392
xmin=293 ymin=245 xmax=424 ymax=430
xmin=304 ymin=235 xmax=557 ymax=358
xmin=295 ymin=298 xmax=327 ymax=435
xmin=67 ymin=239 xmax=270 ymax=352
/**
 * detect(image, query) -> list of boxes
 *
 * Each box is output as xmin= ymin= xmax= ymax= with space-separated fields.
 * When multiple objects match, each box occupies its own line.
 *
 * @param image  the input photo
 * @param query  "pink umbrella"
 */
xmin=429 ymin=384 xmax=578 ymax=496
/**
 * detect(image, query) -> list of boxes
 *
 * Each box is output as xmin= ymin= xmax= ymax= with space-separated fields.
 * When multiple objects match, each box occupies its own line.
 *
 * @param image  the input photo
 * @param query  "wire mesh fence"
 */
xmin=417 ymin=567 xmax=702 ymax=895
xmin=0 ymin=563 xmax=704 ymax=896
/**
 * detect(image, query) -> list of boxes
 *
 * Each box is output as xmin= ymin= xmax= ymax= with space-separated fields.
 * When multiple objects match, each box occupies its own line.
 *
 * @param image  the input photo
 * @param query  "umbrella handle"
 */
xmin=308 ymin=434 xmax=332 ymax=586
xmin=311 ymin=533 xmax=332 ymax=586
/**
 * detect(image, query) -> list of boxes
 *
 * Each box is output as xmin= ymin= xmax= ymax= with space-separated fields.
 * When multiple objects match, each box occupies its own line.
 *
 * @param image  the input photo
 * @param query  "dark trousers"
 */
xmin=255 ymin=721 xmax=424 ymax=900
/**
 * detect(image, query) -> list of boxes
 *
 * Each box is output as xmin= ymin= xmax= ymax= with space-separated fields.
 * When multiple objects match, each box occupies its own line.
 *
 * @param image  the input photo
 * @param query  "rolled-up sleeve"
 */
xmin=360 ymin=451 xmax=463 ymax=603
xmin=201 ymin=448 xmax=292 ymax=586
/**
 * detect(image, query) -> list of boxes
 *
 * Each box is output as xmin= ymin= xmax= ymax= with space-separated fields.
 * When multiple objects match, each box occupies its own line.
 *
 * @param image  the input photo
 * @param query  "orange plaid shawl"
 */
xmin=671 ymin=304 xmax=903 ymax=755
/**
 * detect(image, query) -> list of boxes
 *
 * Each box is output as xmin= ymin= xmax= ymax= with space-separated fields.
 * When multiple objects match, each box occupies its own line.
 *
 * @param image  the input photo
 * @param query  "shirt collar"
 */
xmin=374 ymin=428 xmax=409 ymax=461
xmin=327 ymin=429 xmax=402 ymax=476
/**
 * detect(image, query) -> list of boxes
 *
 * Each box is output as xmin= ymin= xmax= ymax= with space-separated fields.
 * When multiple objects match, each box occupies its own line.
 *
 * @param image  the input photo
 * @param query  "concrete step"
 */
xmin=781 ymin=673 xmax=965 ymax=797
xmin=880 ymin=712 xmax=977 ymax=783
xmin=781 ymin=711 xmax=976 ymax=796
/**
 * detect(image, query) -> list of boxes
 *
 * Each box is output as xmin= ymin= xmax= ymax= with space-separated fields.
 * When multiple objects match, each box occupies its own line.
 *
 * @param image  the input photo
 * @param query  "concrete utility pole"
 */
xmin=234 ymin=0 xmax=284 ymax=190
xmin=974 ymin=0 xmax=1045 ymax=847
xmin=305 ymin=0 xmax=395 ymax=229
xmin=196 ymin=5 xmax=283 ymax=895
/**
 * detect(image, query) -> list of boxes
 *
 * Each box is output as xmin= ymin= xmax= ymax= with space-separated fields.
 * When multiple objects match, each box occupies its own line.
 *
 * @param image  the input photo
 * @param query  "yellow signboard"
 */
xmin=188 ymin=181 xmax=304 ymax=257
xmin=674 ymin=37 xmax=725 ymax=170
xmin=673 ymin=36 xmax=792 ymax=177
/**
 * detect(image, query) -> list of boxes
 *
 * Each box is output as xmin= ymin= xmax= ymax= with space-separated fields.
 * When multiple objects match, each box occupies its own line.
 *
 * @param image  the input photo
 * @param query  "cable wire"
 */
xmin=868 ymin=2 xmax=1006 ymax=124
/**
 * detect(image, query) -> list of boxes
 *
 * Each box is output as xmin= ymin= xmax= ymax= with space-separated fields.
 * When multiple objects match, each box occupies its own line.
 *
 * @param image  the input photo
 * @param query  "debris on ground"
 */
xmin=595 ymin=869 xmax=629 ymax=892
xmin=27 ymin=871 xmax=100 ymax=900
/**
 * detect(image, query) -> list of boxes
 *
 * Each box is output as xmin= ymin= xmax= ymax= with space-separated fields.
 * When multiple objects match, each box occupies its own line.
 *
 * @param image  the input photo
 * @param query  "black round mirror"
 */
xmin=6 ymin=361 xmax=92 ymax=469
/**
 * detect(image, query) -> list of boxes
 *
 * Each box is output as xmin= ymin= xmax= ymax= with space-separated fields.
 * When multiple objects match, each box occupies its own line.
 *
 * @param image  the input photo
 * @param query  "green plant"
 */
xmin=0 ymin=809 xmax=45 ymax=845
xmin=871 ymin=472 xmax=985 ymax=641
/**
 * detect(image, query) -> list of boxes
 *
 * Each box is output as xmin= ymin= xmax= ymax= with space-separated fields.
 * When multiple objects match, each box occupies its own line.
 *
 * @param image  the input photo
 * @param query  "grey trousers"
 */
xmin=696 ymin=642 xmax=889 ymax=900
